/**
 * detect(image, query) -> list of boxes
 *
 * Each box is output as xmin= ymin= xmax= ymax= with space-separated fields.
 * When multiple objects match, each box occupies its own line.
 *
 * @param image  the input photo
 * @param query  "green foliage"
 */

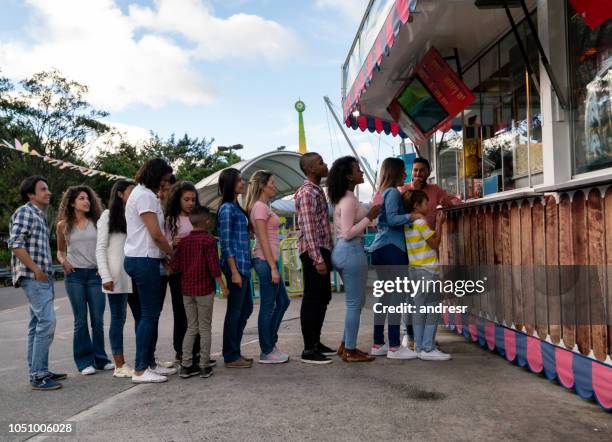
xmin=1 ymin=70 xmax=240 ymax=225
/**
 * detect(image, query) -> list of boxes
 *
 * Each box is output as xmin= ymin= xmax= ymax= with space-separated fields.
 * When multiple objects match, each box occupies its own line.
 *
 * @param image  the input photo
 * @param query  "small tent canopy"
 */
xmin=195 ymin=151 xmax=305 ymax=211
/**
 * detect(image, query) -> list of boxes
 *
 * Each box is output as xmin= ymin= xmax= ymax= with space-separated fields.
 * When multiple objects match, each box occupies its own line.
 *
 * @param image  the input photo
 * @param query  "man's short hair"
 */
xmin=413 ymin=157 xmax=431 ymax=171
xmin=299 ymin=152 xmax=321 ymax=174
xmin=19 ymin=176 xmax=48 ymax=203
xmin=189 ymin=206 xmax=211 ymax=226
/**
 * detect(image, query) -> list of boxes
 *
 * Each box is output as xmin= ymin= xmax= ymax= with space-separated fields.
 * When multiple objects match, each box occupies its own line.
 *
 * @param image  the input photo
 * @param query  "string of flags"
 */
xmin=1 ymin=138 xmax=128 ymax=181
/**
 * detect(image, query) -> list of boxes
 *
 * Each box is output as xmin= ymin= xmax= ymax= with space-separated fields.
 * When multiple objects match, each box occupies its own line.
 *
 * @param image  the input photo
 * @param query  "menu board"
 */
xmin=388 ymin=47 xmax=475 ymax=145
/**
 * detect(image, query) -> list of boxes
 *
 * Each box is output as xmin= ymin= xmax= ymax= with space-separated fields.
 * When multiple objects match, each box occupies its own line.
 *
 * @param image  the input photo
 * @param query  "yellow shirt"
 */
xmin=404 ymin=218 xmax=439 ymax=272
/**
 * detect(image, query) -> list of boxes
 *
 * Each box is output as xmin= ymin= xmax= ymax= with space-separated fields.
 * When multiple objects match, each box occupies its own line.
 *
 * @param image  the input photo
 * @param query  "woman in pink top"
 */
xmin=328 ymin=157 xmax=380 ymax=363
xmin=245 ymin=171 xmax=290 ymax=364
xmin=162 ymin=181 xmax=204 ymax=366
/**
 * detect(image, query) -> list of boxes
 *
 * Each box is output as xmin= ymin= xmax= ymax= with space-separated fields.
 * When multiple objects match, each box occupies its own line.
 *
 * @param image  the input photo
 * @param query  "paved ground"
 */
xmin=0 ymin=279 xmax=610 ymax=442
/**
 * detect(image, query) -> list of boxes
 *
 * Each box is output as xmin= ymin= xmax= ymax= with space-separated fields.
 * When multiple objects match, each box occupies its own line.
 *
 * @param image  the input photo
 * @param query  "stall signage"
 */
xmin=388 ymin=47 xmax=475 ymax=145
xmin=569 ymin=0 xmax=612 ymax=30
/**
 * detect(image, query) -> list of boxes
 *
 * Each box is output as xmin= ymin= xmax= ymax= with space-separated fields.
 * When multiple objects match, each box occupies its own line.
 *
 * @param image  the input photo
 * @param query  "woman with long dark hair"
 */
xmin=368 ymin=157 xmax=420 ymax=360
xmin=123 ymin=158 xmax=176 ymax=383
xmin=245 ymin=170 xmax=290 ymax=364
xmin=96 ymin=180 xmax=140 ymax=378
xmin=217 ymin=168 xmax=253 ymax=368
xmin=162 ymin=181 xmax=203 ymax=365
xmin=57 ymin=185 xmax=113 ymax=374
xmin=328 ymin=157 xmax=379 ymax=362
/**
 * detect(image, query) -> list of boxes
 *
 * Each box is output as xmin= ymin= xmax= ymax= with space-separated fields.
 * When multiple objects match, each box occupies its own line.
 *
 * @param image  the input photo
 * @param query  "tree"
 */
xmin=0 ymin=70 xmax=111 ymax=230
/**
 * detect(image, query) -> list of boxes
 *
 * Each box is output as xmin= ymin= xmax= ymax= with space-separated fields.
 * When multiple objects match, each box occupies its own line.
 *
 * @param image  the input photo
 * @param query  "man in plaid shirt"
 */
xmin=295 ymin=153 xmax=335 ymax=364
xmin=8 ymin=176 xmax=65 ymax=390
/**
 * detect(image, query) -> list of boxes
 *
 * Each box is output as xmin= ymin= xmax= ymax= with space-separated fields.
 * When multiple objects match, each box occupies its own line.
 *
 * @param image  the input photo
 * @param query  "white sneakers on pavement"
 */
xmin=81 ymin=366 xmax=96 ymax=375
xmin=152 ymin=365 xmax=177 ymax=376
xmin=386 ymin=346 xmax=418 ymax=360
xmin=132 ymin=368 xmax=167 ymax=384
xmin=418 ymin=349 xmax=451 ymax=361
xmin=103 ymin=362 xmax=115 ymax=371
xmin=370 ymin=344 xmax=389 ymax=356
xmin=113 ymin=365 xmax=134 ymax=378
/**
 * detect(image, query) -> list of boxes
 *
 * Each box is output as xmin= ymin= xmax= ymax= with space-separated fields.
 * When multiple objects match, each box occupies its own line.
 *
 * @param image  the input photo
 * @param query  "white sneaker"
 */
xmin=81 ymin=366 xmax=96 ymax=375
xmin=132 ymin=368 xmax=167 ymax=384
xmin=151 ymin=365 xmax=177 ymax=376
xmin=103 ymin=362 xmax=115 ymax=371
xmin=113 ymin=365 xmax=134 ymax=378
xmin=370 ymin=344 xmax=389 ymax=356
xmin=259 ymin=349 xmax=289 ymax=364
xmin=155 ymin=359 xmax=175 ymax=368
xmin=418 ymin=349 xmax=451 ymax=361
xmin=387 ymin=346 xmax=418 ymax=360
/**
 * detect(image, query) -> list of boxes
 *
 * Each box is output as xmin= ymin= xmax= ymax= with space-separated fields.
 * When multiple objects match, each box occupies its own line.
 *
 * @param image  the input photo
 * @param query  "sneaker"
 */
xmin=155 ymin=359 xmax=175 ymax=368
xmin=113 ymin=365 xmax=133 ymax=378
xmin=315 ymin=342 xmax=336 ymax=356
xmin=132 ymin=368 xmax=167 ymax=384
xmin=179 ymin=364 xmax=200 ymax=378
xmin=103 ymin=362 xmax=115 ymax=371
xmin=259 ymin=349 xmax=289 ymax=364
xmin=300 ymin=350 xmax=332 ymax=365
xmin=387 ymin=346 xmax=418 ymax=360
xmin=200 ymin=366 xmax=214 ymax=378
xmin=47 ymin=371 xmax=67 ymax=381
xmin=241 ymin=356 xmax=254 ymax=363
xmin=209 ymin=359 xmax=217 ymax=368
xmin=151 ymin=365 xmax=177 ymax=376
xmin=418 ymin=349 xmax=451 ymax=361
xmin=31 ymin=376 xmax=62 ymax=391
xmin=81 ymin=366 xmax=96 ymax=375
xmin=225 ymin=358 xmax=252 ymax=368
xmin=370 ymin=343 xmax=389 ymax=356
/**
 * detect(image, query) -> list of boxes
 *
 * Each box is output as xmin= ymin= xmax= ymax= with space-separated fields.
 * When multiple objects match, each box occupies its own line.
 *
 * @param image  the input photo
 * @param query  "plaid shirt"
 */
xmin=295 ymin=180 xmax=333 ymax=265
xmin=170 ymin=230 xmax=221 ymax=296
xmin=218 ymin=202 xmax=252 ymax=276
xmin=8 ymin=202 xmax=53 ymax=286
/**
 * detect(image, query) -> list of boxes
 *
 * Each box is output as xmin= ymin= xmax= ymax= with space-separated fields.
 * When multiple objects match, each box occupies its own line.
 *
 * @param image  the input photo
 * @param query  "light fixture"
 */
xmin=352 ymin=110 xmax=360 ymax=117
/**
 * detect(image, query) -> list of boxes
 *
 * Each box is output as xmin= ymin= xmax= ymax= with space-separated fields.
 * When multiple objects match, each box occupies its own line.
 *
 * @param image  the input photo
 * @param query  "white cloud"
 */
xmin=314 ymin=0 xmax=370 ymax=23
xmin=130 ymin=0 xmax=299 ymax=62
xmin=0 ymin=0 xmax=298 ymax=110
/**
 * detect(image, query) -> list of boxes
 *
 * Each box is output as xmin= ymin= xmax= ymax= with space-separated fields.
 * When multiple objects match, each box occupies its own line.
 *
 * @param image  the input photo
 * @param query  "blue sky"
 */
xmin=0 ymin=0 xmax=404 ymax=198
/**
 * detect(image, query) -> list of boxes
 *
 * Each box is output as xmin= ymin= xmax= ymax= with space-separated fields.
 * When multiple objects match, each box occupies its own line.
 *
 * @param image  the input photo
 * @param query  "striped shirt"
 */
xmin=404 ymin=218 xmax=439 ymax=272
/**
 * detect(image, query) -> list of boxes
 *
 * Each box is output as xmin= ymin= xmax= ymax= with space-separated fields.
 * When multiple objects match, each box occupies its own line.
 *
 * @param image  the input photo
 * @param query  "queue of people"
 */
xmin=8 ymin=153 xmax=458 ymax=390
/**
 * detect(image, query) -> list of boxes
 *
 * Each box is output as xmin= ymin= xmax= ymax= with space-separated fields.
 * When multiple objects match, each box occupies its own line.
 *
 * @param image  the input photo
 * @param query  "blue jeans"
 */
xmin=253 ymin=258 xmax=290 ymax=355
xmin=107 ymin=291 xmax=141 ymax=355
xmin=65 ymin=269 xmax=110 ymax=370
xmin=411 ymin=267 xmax=441 ymax=352
xmin=371 ymin=244 xmax=408 ymax=348
xmin=222 ymin=266 xmax=253 ymax=362
xmin=124 ymin=257 xmax=161 ymax=371
xmin=332 ymin=238 xmax=368 ymax=349
xmin=21 ymin=276 xmax=56 ymax=380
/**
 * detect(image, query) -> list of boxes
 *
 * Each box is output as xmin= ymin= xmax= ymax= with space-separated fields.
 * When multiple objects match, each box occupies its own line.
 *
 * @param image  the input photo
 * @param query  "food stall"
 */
xmin=341 ymin=0 xmax=611 ymax=408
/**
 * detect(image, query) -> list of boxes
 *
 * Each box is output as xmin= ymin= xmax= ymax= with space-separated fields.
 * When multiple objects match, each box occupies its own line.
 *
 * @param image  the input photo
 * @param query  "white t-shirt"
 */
xmin=124 ymin=184 xmax=165 ymax=259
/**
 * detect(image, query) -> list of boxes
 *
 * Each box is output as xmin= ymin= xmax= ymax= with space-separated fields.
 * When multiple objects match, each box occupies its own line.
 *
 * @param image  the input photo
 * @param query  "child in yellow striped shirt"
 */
xmin=402 ymin=190 xmax=450 ymax=361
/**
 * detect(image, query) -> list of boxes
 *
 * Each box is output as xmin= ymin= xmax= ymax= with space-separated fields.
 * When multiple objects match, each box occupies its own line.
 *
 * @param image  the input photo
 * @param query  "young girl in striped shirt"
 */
xmin=403 ymin=190 xmax=451 ymax=361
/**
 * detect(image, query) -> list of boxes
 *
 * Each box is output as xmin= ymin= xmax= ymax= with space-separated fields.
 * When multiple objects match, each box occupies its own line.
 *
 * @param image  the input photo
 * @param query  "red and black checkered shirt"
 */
xmin=170 ymin=230 xmax=221 ymax=296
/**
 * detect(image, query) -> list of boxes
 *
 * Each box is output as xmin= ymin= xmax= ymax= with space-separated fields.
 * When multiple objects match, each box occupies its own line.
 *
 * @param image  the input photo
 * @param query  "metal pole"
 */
xmin=323 ymin=96 xmax=376 ymax=188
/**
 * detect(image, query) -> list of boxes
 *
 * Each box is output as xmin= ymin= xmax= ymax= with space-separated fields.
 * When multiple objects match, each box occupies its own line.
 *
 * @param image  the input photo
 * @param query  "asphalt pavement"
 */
xmin=0 ymin=278 xmax=609 ymax=441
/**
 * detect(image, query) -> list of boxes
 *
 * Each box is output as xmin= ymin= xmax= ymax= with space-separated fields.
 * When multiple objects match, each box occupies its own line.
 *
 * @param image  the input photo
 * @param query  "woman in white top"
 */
xmin=96 ymin=180 xmax=139 ymax=378
xmin=56 ymin=185 xmax=113 ymax=375
xmin=328 ymin=157 xmax=380 ymax=362
xmin=123 ymin=158 xmax=175 ymax=384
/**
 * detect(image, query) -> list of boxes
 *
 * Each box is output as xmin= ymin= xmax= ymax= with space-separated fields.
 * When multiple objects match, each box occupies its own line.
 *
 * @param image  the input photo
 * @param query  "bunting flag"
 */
xmin=443 ymin=312 xmax=612 ymax=411
xmin=1 ymin=138 xmax=127 ymax=181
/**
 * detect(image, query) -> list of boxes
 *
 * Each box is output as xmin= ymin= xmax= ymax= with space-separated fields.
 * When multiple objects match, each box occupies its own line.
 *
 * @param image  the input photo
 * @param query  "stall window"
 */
xmin=435 ymin=13 xmax=544 ymax=200
xmin=568 ymin=5 xmax=612 ymax=175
